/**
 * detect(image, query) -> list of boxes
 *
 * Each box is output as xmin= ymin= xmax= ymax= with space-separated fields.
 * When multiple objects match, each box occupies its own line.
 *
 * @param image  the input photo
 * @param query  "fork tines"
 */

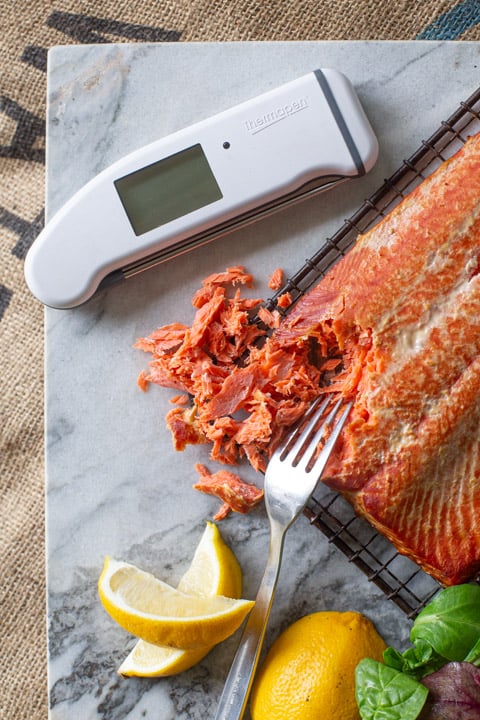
xmin=280 ymin=396 xmax=353 ymax=475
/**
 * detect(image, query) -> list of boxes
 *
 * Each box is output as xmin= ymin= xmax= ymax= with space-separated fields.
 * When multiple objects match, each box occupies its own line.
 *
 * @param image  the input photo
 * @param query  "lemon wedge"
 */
xmin=118 ymin=522 xmax=243 ymax=677
xmin=98 ymin=557 xmax=253 ymax=649
xmin=118 ymin=641 xmax=209 ymax=677
xmin=98 ymin=531 xmax=253 ymax=657
xmin=177 ymin=521 xmax=242 ymax=598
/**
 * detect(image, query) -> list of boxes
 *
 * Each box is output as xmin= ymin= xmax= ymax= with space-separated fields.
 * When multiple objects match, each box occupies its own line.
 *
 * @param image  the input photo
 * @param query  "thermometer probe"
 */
xmin=25 ymin=68 xmax=378 ymax=309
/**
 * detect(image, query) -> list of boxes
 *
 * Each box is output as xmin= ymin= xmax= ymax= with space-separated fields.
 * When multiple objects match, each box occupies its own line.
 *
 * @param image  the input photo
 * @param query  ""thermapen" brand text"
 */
xmin=243 ymin=97 xmax=309 ymax=133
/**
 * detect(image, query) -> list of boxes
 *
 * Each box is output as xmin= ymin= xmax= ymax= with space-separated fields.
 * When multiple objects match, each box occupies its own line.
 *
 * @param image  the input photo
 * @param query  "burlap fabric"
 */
xmin=1 ymin=1 xmax=479 ymax=717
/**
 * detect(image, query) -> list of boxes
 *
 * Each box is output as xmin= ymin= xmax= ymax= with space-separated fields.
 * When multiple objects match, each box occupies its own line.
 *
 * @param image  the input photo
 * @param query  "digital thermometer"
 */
xmin=25 ymin=68 xmax=378 ymax=309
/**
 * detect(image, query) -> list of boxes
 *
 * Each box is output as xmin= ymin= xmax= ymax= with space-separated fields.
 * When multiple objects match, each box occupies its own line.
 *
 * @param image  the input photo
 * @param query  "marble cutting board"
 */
xmin=44 ymin=41 xmax=480 ymax=719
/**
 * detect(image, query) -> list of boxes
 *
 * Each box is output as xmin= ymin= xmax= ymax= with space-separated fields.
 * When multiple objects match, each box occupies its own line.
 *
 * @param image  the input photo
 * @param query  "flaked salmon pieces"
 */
xmin=275 ymin=132 xmax=480 ymax=586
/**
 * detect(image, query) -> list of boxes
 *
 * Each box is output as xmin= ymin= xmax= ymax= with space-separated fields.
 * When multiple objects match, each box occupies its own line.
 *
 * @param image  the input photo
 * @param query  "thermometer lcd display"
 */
xmin=114 ymin=144 xmax=223 ymax=236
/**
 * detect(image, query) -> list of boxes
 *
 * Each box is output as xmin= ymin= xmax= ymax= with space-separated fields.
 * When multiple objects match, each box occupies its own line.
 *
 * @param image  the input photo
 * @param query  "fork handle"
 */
xmin=213 ymin=521 xmax=286 ymax=720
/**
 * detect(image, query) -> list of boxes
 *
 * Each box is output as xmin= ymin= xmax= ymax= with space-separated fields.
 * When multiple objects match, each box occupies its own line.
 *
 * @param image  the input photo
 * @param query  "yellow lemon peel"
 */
xmin=250 ymin=610 xmax=386 ymax=720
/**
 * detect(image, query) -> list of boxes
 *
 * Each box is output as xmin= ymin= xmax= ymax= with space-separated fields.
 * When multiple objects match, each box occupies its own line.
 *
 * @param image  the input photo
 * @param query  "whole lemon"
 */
xmin=250 ymin=611 xmax=386 ymax=720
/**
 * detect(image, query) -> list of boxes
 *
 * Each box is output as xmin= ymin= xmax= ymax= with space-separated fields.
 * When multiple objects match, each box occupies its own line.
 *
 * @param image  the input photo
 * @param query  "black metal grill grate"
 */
xmin=268 ymin=84 xmax=480 ymax=619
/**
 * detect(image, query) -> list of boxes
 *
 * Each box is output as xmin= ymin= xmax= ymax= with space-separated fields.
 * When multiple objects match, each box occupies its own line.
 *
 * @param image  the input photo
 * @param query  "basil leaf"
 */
xmin=402 ymin=640 xmax=445 ymax=680
xmin=355 ymin=658 xmax=428 ymax=720
xmin=411 ymin=585 xmax=480 ymax=662
xmin=384 ymin=641 xmax=445 ymax=679
xmin=464 ymin=637 xmax=480 ymax=667
xmin=383 ymin=647 xmax=405 ymax=671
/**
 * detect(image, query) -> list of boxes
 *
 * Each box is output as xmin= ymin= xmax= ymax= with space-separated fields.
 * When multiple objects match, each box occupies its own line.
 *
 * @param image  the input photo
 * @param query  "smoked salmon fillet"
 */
xmin=274 ymin=132 xmax=480 ymax=586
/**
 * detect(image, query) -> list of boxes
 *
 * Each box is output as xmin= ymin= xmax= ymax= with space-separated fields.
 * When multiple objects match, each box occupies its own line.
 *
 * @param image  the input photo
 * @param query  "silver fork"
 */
xmin=213 ymin=395 xmax=353 ymax=720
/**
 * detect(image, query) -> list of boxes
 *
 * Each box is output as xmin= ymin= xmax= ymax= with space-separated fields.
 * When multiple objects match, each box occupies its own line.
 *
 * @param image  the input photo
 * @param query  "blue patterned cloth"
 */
xmin=418 ymin=0 xmax=480 ymax=39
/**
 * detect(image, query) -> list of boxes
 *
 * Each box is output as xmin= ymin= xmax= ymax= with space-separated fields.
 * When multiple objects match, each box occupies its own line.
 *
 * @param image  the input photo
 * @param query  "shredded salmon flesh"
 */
xmin=136 ymin=134 xmax=480 ymax=584
xmin=135 ymin=265 xmax=324 ymax=475
xmin=268 ymin=267 xmax=284 ymax=290
xmin=194 ymin=464 xmax=264 ymax=520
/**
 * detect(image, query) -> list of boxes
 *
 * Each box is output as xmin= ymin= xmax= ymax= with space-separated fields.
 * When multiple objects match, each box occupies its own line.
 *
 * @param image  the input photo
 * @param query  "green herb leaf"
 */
xmin=355 ymin=658 xmax=429 ymax=720
xmin=463 ymin=637 xmax=480 ymax=666
xmin=411 ymin=585 xmax=480 ymax=662
xmin=384 ymin=640 xmax=445 ymax=679
xmin=383 ymin=647 xmax=405 ymax=672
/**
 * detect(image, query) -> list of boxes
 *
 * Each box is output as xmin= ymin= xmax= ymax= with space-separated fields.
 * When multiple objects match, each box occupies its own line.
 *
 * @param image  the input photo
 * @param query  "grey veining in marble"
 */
xmin=44 ymin=41 xmax=480 ymax=719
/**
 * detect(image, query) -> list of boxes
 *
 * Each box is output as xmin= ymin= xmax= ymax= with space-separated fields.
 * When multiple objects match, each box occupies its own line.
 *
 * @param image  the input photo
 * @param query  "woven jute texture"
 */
xmin=1 ymin=1 xmax=479 ymax=717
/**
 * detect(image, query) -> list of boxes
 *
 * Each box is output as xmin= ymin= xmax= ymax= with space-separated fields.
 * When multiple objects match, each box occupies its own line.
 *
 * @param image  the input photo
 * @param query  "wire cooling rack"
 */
xmin=267 ymin=84 xmax=480 ymax=619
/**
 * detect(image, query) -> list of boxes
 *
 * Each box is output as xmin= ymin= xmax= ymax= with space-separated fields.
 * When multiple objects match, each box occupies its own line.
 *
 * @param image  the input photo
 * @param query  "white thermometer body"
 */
xmin=25 ymin=68 xmax=378 ymax=308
